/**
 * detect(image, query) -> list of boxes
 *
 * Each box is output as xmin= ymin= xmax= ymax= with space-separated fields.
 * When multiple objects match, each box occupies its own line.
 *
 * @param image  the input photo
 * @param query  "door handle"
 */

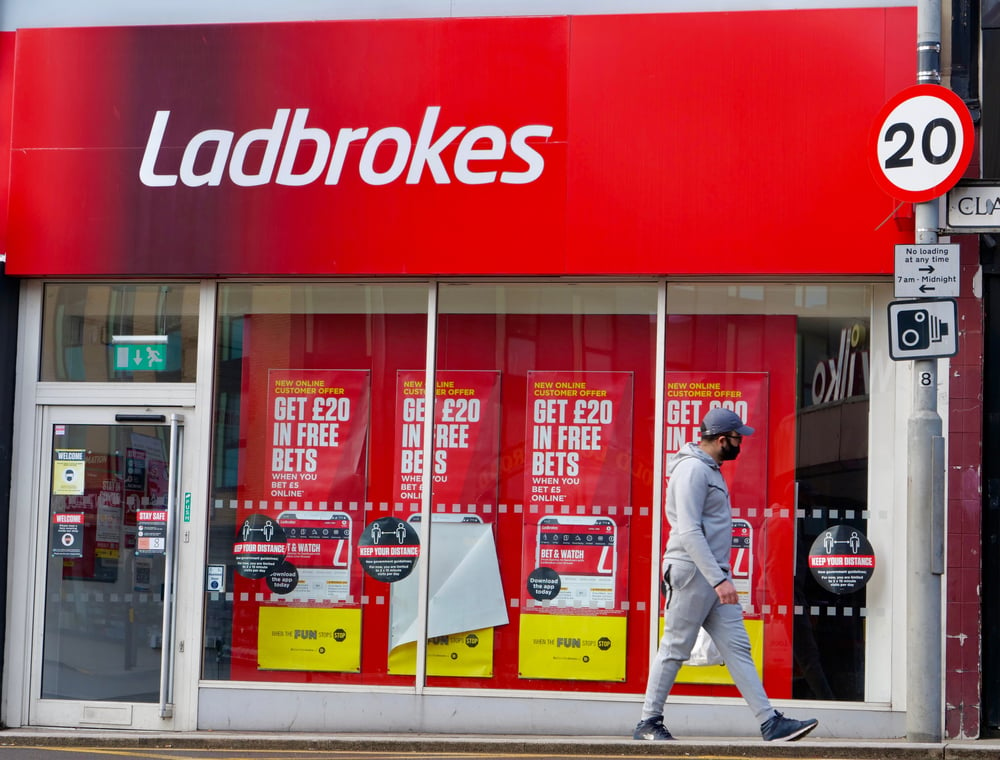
xmin=159 ymin=413 xmax=184 ymax=719
xmin=115 ymin=414 xmax=167 ymax=423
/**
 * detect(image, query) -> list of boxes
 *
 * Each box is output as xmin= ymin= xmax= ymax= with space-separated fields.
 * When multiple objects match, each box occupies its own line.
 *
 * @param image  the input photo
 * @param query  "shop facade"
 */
xmin=0 ymin=2 xmax=986 ymax=740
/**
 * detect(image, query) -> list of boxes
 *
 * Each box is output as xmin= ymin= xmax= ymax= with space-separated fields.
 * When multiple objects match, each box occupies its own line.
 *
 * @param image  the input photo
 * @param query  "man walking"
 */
xmin=634 ymin=407 xmax=819 ymax=742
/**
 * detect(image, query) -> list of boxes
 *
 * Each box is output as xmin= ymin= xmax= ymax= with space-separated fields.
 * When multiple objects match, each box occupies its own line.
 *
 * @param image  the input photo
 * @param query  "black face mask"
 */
xmin=719 ymin=437 xmax=741 ymax=461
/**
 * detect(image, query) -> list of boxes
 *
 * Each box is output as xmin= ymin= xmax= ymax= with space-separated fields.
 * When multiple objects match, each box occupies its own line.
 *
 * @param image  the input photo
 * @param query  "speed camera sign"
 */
xmin=887 ymin=298 xmax=958 ymax=360
xmin=868 ymin=84 xmax=974 ymax=203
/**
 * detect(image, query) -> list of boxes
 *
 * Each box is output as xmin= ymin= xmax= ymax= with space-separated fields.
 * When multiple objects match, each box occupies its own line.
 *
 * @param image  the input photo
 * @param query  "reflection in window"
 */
xmin=201 ymin=280 xmax=880 ymax=704
xmin=666 ymin=283 xmax=874 ymax=702
xmin=41 ymin=283 xmax=199 ymax=382
xmin=793 ymin=316 xmax=870 ymax=701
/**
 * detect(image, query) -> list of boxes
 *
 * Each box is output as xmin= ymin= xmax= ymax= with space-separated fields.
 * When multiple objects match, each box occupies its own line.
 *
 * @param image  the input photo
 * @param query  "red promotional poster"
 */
xmin=663 ymin=372 xmax=768 ymax=512
xmin=520 ymin=371 xmax=633 ymax=619
xmin=392 ymin=370 xmax=501 ymax=509
xmin=663 ymin=372 xmax=771 ymax=686
xmin=231 ymin=368 xmax=371 ymax=677
xmin=664 ymin=372 xmax=768 ymax=608
xmin=266 ymin=369 xmax=371 ymax=503
xmin=524 ymin=371 xmax=634 ymax=508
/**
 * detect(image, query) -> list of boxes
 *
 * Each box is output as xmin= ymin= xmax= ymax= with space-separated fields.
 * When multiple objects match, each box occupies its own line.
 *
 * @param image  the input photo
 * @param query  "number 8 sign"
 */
xmin=868 ymin=84 xmax=974 ymax=203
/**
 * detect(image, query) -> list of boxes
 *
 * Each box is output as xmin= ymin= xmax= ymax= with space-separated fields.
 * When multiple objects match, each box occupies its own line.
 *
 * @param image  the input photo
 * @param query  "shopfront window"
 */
xmin=665 ymin=283 xmax=876 ymax=702
xmin=204 ymin=280 xmax=885 ymax=703
xmin=206 ymin=282 xmax=429 ymax=685
xmin=426 ymin=283 xmax=659 ymax=691
xmin=40 ymin=283 xmax=200 ymax=382
xmin=203 ymin=281 xmax=659 ymax=691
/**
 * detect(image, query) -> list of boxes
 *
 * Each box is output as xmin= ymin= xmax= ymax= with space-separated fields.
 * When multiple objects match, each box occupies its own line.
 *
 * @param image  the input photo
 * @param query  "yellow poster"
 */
xmin=673 ymin=618 xmax=764 ymax=685
xmin=257 ymin=606 xmax=362 ymax=672
xmin=518 ymin=613 xmax=626 ymax=681
xmin=52 ymin=449 xmax=86 ymax=495
xmin=388 ymin=628 xmax=495 ymax=676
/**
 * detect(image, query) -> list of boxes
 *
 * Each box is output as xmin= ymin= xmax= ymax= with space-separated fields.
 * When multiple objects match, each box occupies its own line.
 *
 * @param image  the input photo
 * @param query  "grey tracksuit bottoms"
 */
xmin=640 ymin=561 xmax=775 ymax=725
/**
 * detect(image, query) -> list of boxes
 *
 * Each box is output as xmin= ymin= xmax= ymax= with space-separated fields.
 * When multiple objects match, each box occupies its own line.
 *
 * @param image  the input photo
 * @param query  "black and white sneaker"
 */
xmin=632 ymin=716 xmax=675 ymax=741
xmin=760 ymin=711 xmax=818 ymax=742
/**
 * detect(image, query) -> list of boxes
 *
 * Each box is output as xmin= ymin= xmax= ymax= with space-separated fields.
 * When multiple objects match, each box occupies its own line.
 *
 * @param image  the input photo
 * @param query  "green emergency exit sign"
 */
xmin=112 ymin=340 xmax=168 ymax=371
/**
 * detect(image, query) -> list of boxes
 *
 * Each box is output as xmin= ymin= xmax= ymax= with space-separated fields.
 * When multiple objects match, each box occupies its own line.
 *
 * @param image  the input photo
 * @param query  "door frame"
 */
xmin=25 ymin=404 xmax=203 ymax=730
xmin=4 ymin=280 xmax=216 ymax=731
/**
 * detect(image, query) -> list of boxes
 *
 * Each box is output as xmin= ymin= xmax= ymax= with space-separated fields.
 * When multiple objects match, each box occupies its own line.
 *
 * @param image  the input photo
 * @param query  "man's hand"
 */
xmin=714 ymin=579 xmax=739 ymax=605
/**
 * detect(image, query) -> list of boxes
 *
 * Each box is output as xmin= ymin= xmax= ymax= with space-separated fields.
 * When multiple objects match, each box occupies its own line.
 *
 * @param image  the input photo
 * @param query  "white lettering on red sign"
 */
xmin=138 ymin=510 xmax=168 ymax=522
xmin=139 ymin=107 xmax=554 ymax=188
xmin=809 ymin=555 xmax=875 ymax=568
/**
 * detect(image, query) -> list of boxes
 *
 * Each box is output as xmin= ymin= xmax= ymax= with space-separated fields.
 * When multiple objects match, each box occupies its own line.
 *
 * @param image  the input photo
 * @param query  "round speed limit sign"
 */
xmin=868 ymin=84 xmax=974 ymax=203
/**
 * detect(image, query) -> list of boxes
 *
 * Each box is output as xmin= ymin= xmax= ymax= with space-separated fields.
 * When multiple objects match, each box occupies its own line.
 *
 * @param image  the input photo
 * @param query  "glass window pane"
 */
xmin=205 ymin=282 xmax=428 ymax=686
xmin=665 ymin=282 xmax=873 ymax=702
xmin=203 ymin=279 xmax=880 ymax=705
xmin=429 ymin=282 xmax=658 ymax=691
xmin=43 ymin=422 xmax=171 ymax=701
xmin=40 ymin=283 xmax=200 ymax=382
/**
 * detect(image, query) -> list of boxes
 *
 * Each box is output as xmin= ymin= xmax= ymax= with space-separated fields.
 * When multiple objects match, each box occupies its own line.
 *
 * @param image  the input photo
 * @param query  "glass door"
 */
xmin=30 ymin=406 xmax=193 ymax=729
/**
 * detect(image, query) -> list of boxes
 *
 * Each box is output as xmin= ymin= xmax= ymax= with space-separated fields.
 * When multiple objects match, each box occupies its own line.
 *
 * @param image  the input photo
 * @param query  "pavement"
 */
xmin=0 ymin=729 xmax=999 ymax=759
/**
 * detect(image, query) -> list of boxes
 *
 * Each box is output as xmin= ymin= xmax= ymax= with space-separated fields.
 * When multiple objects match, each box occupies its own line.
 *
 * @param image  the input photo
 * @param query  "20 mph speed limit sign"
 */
xmin=868 ymin=84 xmax=974 ymax=203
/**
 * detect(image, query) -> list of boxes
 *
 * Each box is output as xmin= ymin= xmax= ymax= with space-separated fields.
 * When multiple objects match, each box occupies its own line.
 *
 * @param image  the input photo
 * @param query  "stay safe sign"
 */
xmin=868 ymin=84 xmax=974 ymax=203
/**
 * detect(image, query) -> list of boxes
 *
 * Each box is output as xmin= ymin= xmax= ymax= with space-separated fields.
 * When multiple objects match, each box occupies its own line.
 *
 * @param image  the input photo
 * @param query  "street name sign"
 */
xmin=945 ymin=180 xmax=1000 ymax=231
xmin=894 ymin=243 xmax=959 ymax=298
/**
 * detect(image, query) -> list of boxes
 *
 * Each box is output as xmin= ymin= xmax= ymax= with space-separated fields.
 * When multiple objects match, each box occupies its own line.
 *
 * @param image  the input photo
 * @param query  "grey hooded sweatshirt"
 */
xmin=662 ymin=442 xmax=732 ymax=588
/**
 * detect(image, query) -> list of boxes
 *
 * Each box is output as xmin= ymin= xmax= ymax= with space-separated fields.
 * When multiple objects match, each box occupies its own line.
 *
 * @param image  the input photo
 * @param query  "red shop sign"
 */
xmin=6 ymin=9 xmax=915 ymax=277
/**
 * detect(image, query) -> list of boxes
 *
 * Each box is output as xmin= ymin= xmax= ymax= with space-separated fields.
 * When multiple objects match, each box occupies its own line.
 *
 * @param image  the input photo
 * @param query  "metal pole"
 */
xmin=414 ymin=283 xmax=439 ymax=694
xmin=907 ymin=0 xmax=944 ymax=742
xmin=648 ymin=282 xmax=667 ymax=666
xmin=907 ymin=357 xmax=944 ymax=742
